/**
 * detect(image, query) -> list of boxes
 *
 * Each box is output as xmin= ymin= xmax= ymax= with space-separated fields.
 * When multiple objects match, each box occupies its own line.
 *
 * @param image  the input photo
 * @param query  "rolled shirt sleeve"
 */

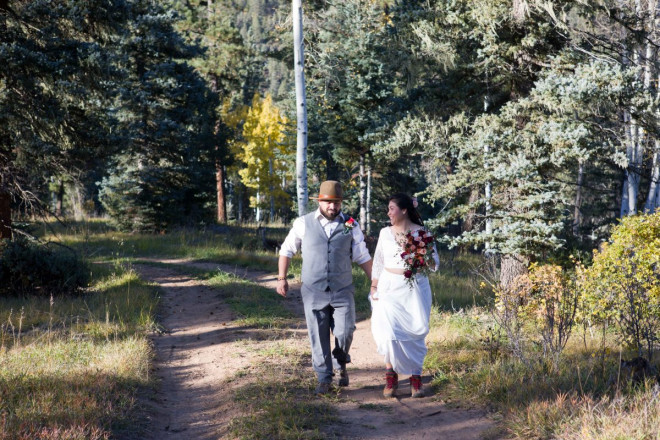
xmin=279 ymin=216 xmax=305 ymax=258
xmin=350 ymin=220 xmax=372 ymax=265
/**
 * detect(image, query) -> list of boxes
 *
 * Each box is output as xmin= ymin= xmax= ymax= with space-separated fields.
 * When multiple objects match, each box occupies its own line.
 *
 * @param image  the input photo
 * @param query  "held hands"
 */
xmin=276 ymin=277 xmax=289 ymax=297
xmin=370 ymin=285 xmax=378 ymax=301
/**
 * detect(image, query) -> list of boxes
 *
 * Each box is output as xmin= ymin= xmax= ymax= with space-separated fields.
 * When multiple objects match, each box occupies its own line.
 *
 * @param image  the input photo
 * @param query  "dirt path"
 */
xmin=134 ymin=259 xmax=497 ymax=439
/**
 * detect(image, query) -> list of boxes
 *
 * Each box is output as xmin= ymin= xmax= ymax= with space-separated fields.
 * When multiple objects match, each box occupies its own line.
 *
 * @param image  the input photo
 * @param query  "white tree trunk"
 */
xmin=483 ymin=95 xmax=493 ymax=244
xmin=654 ymin=160 xmax=660 ymax=208
xmin=627 ymin=81 xmax=641 ymax=214
xmin=573 ymin=161 xmax=585 ymax=236
xmin=359 ymin=153 xmax=367 ymax=228
xmin=620 ymin=3 xmax=644 ymax=217
xmin=645 ymin=0 xmax=660 ymax=212
xmin=293 ymin=0 xmax=308 ymax=216
xmin=269 ymin=158 xmax=275 ymax=222
xmin=484 ymin=144 xmax=493 ymax=238
xmin=366 ymin=163 xmax=372 ymax=235
xmin=646 ymin=144 xmax=660 ymax=212
xmin=621 ymin=112 xmax=642 ymax=216
xmin=621 ymin=110 xmax=633 ymax=217
xmin=256 ymin=175 xmax=261 ymax=223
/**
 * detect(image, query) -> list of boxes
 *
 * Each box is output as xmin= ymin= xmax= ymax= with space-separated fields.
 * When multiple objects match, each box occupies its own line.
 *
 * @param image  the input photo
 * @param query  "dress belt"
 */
xmin=385 ymin=267 xmax=406 ymax=275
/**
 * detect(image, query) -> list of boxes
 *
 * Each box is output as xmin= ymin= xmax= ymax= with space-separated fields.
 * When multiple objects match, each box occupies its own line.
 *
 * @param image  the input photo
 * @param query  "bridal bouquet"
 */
xmin=399 ymin=229 xmax=435 ymax=287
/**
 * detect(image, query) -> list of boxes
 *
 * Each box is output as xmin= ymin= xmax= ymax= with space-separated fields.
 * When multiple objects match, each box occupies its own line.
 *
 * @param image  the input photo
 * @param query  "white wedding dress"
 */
xmin=370 ymin=226 xmax=439 ymax=375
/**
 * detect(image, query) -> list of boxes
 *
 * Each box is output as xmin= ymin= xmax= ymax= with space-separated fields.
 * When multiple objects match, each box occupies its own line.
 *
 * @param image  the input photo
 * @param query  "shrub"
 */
xmin=579 ymin=212 xmax=660 ymax=359
xmin=524 ymin=263 xmax=580 ymax=369
xmin=492 ymin=263 xmax=579 ymax=368
xmin=0 ymin=237 xmax=90 ymax=296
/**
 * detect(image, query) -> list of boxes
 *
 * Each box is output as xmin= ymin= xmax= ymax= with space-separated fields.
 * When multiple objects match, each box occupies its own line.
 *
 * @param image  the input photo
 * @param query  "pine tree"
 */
xmin=99 ymin=0 xmax=218 ymax=231
xmin=0 ymin=0 xmax=130 ymax=237
xmin=305 ymin=0 xmax=398 ymax=222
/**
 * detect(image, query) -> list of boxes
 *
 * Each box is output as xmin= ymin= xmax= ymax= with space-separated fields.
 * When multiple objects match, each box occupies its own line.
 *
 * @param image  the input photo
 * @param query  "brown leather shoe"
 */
xmin=383 ymin=370 xmax=398 ymax=398
xmin=410 ymin=375 xmax=424 ymax=398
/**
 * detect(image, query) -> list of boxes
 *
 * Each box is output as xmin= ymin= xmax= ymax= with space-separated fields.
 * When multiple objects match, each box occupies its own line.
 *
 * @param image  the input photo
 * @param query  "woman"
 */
xmin=370 ymin=193 xmax=439 ymax=398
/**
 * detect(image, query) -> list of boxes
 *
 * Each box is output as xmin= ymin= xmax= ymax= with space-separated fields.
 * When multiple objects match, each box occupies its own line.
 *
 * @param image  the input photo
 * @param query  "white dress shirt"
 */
xmin=279 ymin=209 xmax=372 ymax=265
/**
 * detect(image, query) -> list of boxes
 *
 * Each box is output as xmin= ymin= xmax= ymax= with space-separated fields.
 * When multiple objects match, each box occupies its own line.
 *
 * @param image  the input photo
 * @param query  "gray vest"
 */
xmin=301 ymin=212 xmax=353 ymax=292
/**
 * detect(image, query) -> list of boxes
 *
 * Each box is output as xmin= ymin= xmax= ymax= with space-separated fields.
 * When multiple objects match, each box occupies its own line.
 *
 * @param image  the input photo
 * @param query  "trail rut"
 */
xmin=134 ymin=259 xmax=497 ymax=439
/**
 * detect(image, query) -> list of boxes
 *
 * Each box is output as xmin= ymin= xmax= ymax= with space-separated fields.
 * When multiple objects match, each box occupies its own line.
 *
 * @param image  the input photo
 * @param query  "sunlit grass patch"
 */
xmin=244 ymin=338 xmax=310 ymax=360
xmin=229 ymin=362 xmax=336 ymax=440
xmin=423 ymin=306 xmax=660 ymax=438
xmin=0 ymin=262 xmax=158 ymax=439
xmin=48 ymin=220 xmax=285 ymax=272
xmin=551 ymin=385 xmax=660 ymax=440
xmin=358 ymin=402 xmax=393 ymax=412
xmin=0 ymin=338 xmax=151 ymax=437
xmin=206 ymin=270 xmax=295 ymax=329
xmin=431 ymin=250 xmax=492 ymax=310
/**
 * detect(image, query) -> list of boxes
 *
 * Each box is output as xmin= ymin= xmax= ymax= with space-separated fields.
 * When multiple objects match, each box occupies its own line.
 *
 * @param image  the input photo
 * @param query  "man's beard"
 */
xmin=320 ymin=206 xmax=339 ymax=221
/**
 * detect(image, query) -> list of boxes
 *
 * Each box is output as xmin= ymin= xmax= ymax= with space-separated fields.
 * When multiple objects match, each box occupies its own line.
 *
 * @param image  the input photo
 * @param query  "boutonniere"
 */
xmin=343 ymin=217 xmax=356 ymax=235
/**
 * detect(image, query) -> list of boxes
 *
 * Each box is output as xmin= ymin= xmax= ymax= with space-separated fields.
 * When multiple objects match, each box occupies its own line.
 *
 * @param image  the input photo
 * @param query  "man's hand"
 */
xmin=276 ymin=278 xmax=289 ymax=297
xmin=276 ymin=256 xmax=291 ymax=298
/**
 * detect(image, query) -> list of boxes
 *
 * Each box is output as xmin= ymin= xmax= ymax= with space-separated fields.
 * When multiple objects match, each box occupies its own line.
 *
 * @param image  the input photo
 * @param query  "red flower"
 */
xmin=343 ymin=217 xmax=356 ymax=234
xmin=397 ymin=228 xmax=436 ymax=288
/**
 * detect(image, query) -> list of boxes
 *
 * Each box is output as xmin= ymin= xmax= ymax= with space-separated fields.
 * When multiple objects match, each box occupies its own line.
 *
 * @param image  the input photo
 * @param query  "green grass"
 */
xmin=0 ymin=261 xmax=159 ymax=439
xmin=357 ymin=403 xmax=393 ymax=412
xmin=229 ymin=360 xmax=337 ymax=440
xmin=32 ymin=220 xmax=660 ymax=439
xmin=135 ymin=260 xmax=297 ymax=330
xmin=45 ymin=219 xmax=287 ymax=273
xmin=207 ymin=270 xmax=295 ymax=328
xmin=430 ymin=250 xmax=493 ymax=310
xmin=44 ymin=219 xmax=493 ymax=316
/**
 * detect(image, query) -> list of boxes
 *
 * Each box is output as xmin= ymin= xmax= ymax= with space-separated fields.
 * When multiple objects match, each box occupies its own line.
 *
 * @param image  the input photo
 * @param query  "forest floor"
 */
xmin=133 ymin=258 xmax=497 ymax=440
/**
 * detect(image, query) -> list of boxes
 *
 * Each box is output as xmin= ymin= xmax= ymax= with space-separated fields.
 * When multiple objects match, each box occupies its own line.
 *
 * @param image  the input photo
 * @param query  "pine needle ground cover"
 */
xmin=0 ymin=263 xmax=158 ymax=439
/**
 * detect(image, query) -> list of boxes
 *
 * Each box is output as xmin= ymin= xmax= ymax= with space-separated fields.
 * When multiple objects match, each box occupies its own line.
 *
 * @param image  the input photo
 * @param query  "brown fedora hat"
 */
xmin=310 ymin=180 xmax=343 ymax=201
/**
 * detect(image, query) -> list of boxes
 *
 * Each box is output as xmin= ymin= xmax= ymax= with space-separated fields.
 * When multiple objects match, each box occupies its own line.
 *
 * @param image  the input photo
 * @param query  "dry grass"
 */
xmin=225 ymin=330 xmax=336 ymax=440
xmin=557 ymin=385 xmax=660 ymax=440
xmin=32 ymin=220 xmax=659 ymax=439
xmin=423 ymin=307 xmax=660 ymax=439
xmin=0 ymin=263 xmax=158 ymax=439
xmin=47 ymin=219 xmax=286 ymax=272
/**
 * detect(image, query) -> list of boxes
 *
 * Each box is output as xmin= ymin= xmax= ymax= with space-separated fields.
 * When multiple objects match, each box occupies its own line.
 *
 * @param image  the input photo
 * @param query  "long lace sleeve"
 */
xmin=372 ymin=232 xmax=384 ymax=281
xmin=431 ymin=241 xmax=440 ymax=272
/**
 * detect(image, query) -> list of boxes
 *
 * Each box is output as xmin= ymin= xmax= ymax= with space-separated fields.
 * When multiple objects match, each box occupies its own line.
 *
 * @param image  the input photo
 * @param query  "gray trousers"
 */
xmin=301 ymin=283 xmax=356 ymax=384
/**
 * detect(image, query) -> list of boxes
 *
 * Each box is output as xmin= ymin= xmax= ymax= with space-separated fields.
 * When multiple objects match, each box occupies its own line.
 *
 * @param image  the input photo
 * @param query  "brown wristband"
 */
xmin=277 ymin=276 xmax=286 ymax=281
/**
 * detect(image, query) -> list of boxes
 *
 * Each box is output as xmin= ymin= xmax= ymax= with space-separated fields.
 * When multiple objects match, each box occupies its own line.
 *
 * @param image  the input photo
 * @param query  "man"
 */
xmin=276 ymin=180 xmax=372 ymax=395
